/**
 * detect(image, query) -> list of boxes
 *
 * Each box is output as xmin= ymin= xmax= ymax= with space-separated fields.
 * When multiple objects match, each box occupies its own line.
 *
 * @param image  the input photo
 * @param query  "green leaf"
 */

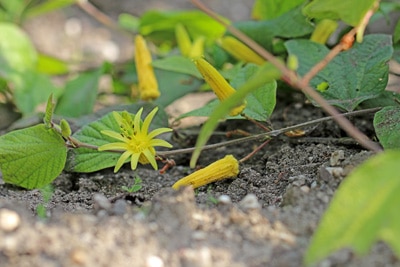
xmin=0 ymin=22 xmax=37 ymax=75
xmin=152 ymin=56 xmax=202 ymax=79
xmin=118 ymin=13 xmax=140 ymax=32
xmin=302 ymin=0 xmax=376 ymax=26
xmin=44 ymin=94 xmax=54 ymax=127
xmin=0 ymin=124 xmax=67 ymax=189
xmin=139 ymin=10 xmax=227 ymax=44
xmin=373 ymin=106 xmax=400 ymax=149
xmin=305 ymin=151 xmax=400 ymax=265
xmin=233 ymin=5 xmax=314 ymax=51
xmin=285 ymin=34 xmax=393 ymax=111
xmin=154 ymin=69 xmax=202 ymax=107
xmin=11 ymin=71 xmax=59 ymax=115
xmin=252 ymin=0 xmax=305 ymax=20
xmin=65 ymin=104 xmax=169 ymax=173
xmin=36 ymin=53 xmax=69 ymax=75
xmin=190 ymin=62 xmax=281 ymax=167
xmin=394 ymin=19 xmax=400 ymax=44
xmin=55 ymin=67 xmax=103 ymax=117
xmin=25 ymin=0 xmax=77 ymax=19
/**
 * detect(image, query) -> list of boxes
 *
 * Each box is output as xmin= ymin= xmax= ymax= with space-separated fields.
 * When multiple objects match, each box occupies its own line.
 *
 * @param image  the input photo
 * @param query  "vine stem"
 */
xmin=191 ymin=0 xmax=382 ymax=153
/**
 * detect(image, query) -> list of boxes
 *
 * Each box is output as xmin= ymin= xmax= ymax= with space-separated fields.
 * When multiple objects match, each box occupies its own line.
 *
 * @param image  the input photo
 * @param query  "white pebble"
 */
xmin=239 ymin=194 xmax=261 ymax=210
xmin=0 ymin=208 xmax=21 ymax=232
xmin=217 ymin=195 xmax=231 ymax=204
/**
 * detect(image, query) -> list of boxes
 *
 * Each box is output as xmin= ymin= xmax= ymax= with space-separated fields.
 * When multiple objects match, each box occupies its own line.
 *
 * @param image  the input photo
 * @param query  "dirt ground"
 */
xmin=1 ymin=1 xmax=400 ymax=267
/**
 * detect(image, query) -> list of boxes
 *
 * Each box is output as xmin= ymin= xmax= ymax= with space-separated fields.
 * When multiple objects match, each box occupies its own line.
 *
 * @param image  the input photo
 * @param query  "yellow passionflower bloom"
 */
xmin=172 ymin=155 xmax=239 ymax=190
xmin=98 ymin=107 xmax=173 ymax=172
xmin=134 ymin=35 xmax=160 ymax=101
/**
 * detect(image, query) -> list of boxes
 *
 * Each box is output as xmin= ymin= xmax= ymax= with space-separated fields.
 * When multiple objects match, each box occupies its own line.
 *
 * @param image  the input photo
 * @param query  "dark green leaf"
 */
xmin=55 ymin=68 xmax=103 ymax=117
xmin=0 ymin=124 xmax=67 ymax=189
xmin=373 ymin=106 xmax=400 ymax=149
xmin=285 ymin=34 xmax=393 ymax=111
xmin=152 ymin=56 xmax=202 ymax=79
xmin=305 ymin=150 xmax=400 ymax=265
xmin=233 ymin=5 xmax=314 ymax=51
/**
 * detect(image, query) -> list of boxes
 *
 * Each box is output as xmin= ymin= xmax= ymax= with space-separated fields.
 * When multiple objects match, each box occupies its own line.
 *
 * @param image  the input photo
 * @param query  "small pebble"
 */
xmin=146 ymin=255 xmax=164 ymax=267
xmin=330 ymin=150 xmax=345 ymax=166
xmin=325 ymin=167 xmax=344 ymax=178
xmin=217 ymin=195 xmax=231 ymax=204
xmin=112 ymin=199 xmax=127 ymax=216
xmin=239 ymin=194 xmax=261 ymax=210
xmin=0 ymin=208 xmax=21 ymax=232
xmin=93 ymin=193 xmax=111 ymax=210
xmin=300 ymin=185 xmax=310 ymax=193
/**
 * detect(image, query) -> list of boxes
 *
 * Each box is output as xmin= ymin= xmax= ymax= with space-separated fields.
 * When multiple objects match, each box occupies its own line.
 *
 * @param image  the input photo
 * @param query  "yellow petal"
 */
xmin=220 ymin=36 xmax=265 ymax=65
xmin=172 ymin=155 xmax=239 ymax=190
xmin=188 ymin=36 xmax=205 ymax=59
xmin=175 ymin=23 xmax=192 ymax=57
xmin=134 ymin=35 xmax=160 ymax=101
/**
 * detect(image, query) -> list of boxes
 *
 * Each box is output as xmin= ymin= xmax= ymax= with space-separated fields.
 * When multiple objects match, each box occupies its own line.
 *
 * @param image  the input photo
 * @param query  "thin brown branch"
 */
xmin=76 ymin=0 xmax=133 ymax=36
xmin=191 ymin=0 xmax=382 ymax=153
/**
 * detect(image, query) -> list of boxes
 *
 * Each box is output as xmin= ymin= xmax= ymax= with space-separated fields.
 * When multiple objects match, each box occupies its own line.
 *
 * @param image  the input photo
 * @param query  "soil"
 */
xmin=1 ymin=1 xmax=400 ymax=267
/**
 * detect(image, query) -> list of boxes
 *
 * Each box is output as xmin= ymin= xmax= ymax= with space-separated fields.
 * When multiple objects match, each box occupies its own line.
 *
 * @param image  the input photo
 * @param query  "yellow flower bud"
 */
xmin=172 ymin=155 xmax=239 ymax=190
xmin=194 ymin=58 xmax=246 ymax=116
xmin=310 ymin=19 xmax=338 ymax=44
xmin=188 ymin=36 xmax=205 ymax=59
xmin=175 ymin=23 xmax=192 ymax=57
xmin=220 ymin=36 xmax=265 ymax=65
xmin=134 ymin=35 xmax=160 ymax=101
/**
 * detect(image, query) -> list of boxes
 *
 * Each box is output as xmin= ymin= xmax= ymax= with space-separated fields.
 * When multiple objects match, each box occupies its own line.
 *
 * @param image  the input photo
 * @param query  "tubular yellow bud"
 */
xmin=172 ymin=155 xmax=239 ymax=190
xmin=220 ymin=36 xmax=265 ymax=65
xmin=194 ymin=58 xmax=246 ymax=116
xmin=310 ymin=19 xmax=338 ymax=44
xmin=134 ymin=35 xmax=160 ymax=101
xmin=188 ymin=36 xmax=205 ymax=59
xmin=287 ymin=54 xmax=298 ymax=71
xmin=175 ymin=23 xmax=192 ymax=57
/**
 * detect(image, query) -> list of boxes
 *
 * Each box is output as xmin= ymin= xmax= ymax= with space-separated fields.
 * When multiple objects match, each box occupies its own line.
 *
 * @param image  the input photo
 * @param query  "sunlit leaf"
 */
xmin=25 ymin=0 xmax=77 ymax=19
xmin=302 ymin=0 xmax=376 ymax=26
xmin=305 ymin=151 xmax=400 ymax=265
xmin=0 ymin=124 xmax=67 ymax=189
xmin=252 ymin=0 xmax=305 ymax=20
xmin=36 ymin=53 xmax=69 ymax=75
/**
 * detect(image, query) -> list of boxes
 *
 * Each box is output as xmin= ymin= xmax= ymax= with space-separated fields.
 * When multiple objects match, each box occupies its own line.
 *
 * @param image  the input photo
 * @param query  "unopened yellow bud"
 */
xmin=175 ymin=23 xmax=192 ymax=57
xmin=220 ymin=36 xmax=265 ymax=65
xmin=172 ymin=155 xmax=239 ymax=190
xmin=134 ymin=35 xmax=160 ymax=101
xmin=188 ymin=36 xmax=205 ymax=59
xmin=310 ymin=19 xmax=338 ymax=44
xmin=194 ymin=58 xmax=246 ymax=116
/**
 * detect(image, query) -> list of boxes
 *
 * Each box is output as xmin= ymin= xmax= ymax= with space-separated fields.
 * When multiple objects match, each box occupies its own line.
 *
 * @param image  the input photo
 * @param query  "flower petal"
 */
xmin=98 ymin=142 xmax=129 ymax=151
xmin=150 ymin=139 xmax=173 ymax=148
xmin=114 ymin=150 xmax=132 ymax=172
xmin=141 ymin=107 xmax=158 ymax=135
xmin=130 ymin=153 xmax=141 ymax=170
xmin=101 ymin=130 xmax=127 ymax=142
xmin=147 ymin=127 xmax=172 ymax=139
xmin=134 ymin=108 xmax=143 ymax=132
xmin=142 ymin=148 xmax=158 ymax=170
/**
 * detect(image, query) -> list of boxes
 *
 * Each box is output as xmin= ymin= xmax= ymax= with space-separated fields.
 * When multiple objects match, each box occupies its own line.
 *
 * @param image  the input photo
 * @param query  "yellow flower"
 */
xmin=220 ymin=36 xmax=265 ymax=65
xmin=98 ymin=107 xmax=172 ymax=172
xmin=175 ymin=23 xmax=205 ymax=59
xmin=310 ymin=19 xmax=338 ymax=44
xmin=194 ymin=58 xmax=246 ymax=116
xmin=134 ymin=35 xmax=160 ymax=101
xmin=172 ymin=155 xmax=239 ymax=190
